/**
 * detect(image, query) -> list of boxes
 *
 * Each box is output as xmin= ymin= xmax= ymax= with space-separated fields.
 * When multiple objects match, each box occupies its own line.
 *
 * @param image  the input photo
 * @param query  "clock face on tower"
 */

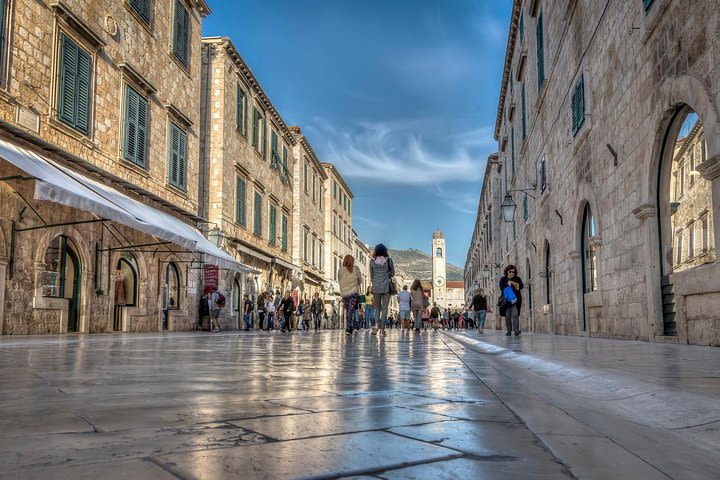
xmin=434 ymin=277 xmax=445 ymax=287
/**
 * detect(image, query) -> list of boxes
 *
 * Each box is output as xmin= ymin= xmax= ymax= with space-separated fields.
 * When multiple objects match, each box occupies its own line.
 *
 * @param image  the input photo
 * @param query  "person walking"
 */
xmin=242 ymin=293 xmax=254 ymax=331
xmin=370 ymin=244 xmax=394 ymax=336
xmin=209 ymin=286 xmax=224 ymax=332
xmin=338 ymin=254 xmax=363 ymax=335
xmin=430 ymin=302 xmax=441 ymax=330
xmin=256 ymin=292 xmax=266 ymax=330
xmin=302 ymin=299 xmax=312 ymax=331
xmin=500 ymin=265 xmax=524 ymax=336
xmin=279 ymin=291 xmax=294 ymax=333
xmin=364 ymin=287 xmax=374 ymax=328
xmin=442 ymin=306 xmax=449 ymax=330
xmin=398 ymin=285 xmax=412 ymax=330
xmin=422 ymin=306 xmax=430 ymax=330
xmin=265 ymin=294 xmax=276 ymax=331
xmin=471 ymin=288 xmax=489 ymax=334
xmin=296 ymin=299 xmax=305 ymax=331
xmin=311 ymin=292 xmax=323 ymax=331
xmin=410 ymin=279 xmax=424 ymax=333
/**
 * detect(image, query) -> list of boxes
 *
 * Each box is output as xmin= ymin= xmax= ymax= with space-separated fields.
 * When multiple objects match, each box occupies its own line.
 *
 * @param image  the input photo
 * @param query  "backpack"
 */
xmin=216 ymin=293 xmax=226 ymax=307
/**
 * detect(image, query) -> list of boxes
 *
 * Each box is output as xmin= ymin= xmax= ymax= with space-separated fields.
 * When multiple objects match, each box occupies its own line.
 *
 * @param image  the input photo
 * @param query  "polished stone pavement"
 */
xmin=0 ymin=329 xmax=717 ymax=479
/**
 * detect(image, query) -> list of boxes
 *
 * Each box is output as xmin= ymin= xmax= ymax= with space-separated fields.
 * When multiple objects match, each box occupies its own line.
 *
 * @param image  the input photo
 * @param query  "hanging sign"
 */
xmin=204 ymin=265 xmax=219 ymax=291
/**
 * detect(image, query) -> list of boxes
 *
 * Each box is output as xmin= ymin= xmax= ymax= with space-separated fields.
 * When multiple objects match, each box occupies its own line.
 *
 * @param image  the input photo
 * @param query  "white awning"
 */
xmin=0 ymin=138 xmax=256 ymax=274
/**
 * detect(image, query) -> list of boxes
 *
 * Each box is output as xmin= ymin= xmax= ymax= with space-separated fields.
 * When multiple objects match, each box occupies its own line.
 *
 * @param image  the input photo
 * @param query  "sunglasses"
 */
xmin=508 ymin=270 xmax=516 ymax=273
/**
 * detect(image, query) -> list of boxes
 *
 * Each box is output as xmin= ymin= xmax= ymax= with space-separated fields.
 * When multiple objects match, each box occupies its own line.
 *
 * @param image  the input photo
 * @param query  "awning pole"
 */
xmin=9 ymin=220 xmax=15 ymax=280
xmin=15 ymin=218 xmax=107 ymax=232
xmin=15 ymin=191 xmax=47 ymax=226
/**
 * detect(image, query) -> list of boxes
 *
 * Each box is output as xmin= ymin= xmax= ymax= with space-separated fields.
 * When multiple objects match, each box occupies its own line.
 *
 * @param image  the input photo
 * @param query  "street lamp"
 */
xmin=501 ymin=192 xmax=516 ymax=223
xmin=482 ymin=266 xmax=491 ymax=279
xmin=208 ymin=227 xmax=225 ymax=249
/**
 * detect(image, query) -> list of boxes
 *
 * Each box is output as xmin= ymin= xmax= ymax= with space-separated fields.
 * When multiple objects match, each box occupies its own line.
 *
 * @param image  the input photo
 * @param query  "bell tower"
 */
xmin=432 ymin=228 xmax=447 ymax=308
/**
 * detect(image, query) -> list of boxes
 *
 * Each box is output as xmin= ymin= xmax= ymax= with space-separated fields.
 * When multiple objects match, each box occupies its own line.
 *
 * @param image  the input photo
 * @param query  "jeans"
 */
xmin=313 ymin=313 xmax=322 ymax=330
xmin=476 ymin=310 xmax=487 ymax=329
xmin=365 ymin=305 xmax=375 ymax=326
xmin=266 ymin=312 xmax=274 ymax=330
xmin=412 ymin=309 xmax=423 ymax=330
xmin=243 ymin=313 xmax=252 ymax=330
xmin=374 ymin=293 xmax=391 ymax=328
xmin=505 ymin=305 xmax=520 ymax=333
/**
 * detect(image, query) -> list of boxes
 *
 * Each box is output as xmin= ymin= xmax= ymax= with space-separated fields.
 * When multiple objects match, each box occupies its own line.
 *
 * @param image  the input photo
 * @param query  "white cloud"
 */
xmin=309 ymin=119 xmax=495 ymax=186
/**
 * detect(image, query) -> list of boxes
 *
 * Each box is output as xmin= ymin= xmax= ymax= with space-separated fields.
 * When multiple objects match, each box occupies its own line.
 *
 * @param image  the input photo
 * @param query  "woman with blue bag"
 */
xmin=499 ymin=265 xmax=524 ymax=336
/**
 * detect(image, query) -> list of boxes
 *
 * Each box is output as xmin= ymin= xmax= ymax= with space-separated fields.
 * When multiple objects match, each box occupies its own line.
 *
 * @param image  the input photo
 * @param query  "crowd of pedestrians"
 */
xmin=198 ymin=243 xmax=525 ymax=337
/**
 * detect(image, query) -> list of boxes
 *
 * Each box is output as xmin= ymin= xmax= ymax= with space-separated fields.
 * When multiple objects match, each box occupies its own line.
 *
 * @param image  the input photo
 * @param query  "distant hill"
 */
xmin=388 ymin=248 xmax=464 ymax=281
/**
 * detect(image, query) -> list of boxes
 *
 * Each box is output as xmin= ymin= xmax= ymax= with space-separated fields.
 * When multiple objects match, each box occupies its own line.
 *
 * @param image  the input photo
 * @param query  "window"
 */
xmin=582 ymin=204 xmax=598 ymax=292
xmin=236 ymin=84 xmax=247 ymax=134
xmin=702 ymin=139 xmax=707 ymax=163
xmin=168 ymin=122 xmax=187 ymax=189
xmin=304 ymin=162 xmax=309 ymax=192
xmin=539 ymin=156 xmax=547 ymax=192
xmin=678 ymin=161 xmax=685 ymax=198
xmin=253 ymin=191 xmax=262 ymax=236
xmin=644 ymin=0 xmax=655 ymax=12
xmin=236 ymin=177 xmax=246 ymax=226
xmin=312 ymin=236 xmax=316 ymax=266
xmin=172 ymin=0 xmax=190 ymax=67
xmin=689 ymin=151 xmax=695 ymax=187
xmin=282 ymin=145 xmax=289 ymax=178
xmin=281 ymin=214 xmax=288 ymax=252
xmin=252 ymin=107 xmax=261 ymax=148
xmin=688 ymin=221 xmax=695 ymax=259
xmin=675 ymin=230 xmax=683 ymax=265
xmin=319 ymin=241 xmax=324 ymax=270
xmin=519 ymin=11 xmax=524 ymax=42
xmin=571 ymin=75 xmax=585 ymax=136
xmin=303 ymin=229 xmax=309 ymax=262
xmin=166 ymin=263 xmax=180 ymax=309
xmin=129 ymin=0 xmax=152 ymax=23
xmin=332 ymin=214 xmax=337 ymax=235
xmin=545 ymin=244 xmax=553 ymax=304
xmin=269 ymin=204 xmax=277 ymax=246
xmin=123 ymin=86 xmax=149 ymax=167
xmin=270 ymin=129 xmax=279 ymax=168
xmin=312 ymin=172 xmax=317 ymax=203
xmin=700 ymin=214 xmax=710 ymax=253
xmin=536 ymin=12 xmax=545 ymax=90
xmin=521 ymin=82 xmax=527 ymax=141
xmin=436 ymin=247 xmax=442 ymax=258
xmin=522 ymin=194 xmax=528 ymax=221
xmin=58 ymin=33 xmax=92 ymax=135
xmin=333 ymin=181 xmax=337 ymax=198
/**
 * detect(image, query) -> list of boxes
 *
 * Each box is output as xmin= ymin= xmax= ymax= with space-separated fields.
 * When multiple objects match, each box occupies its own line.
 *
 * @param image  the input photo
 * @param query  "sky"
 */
xmin=204 ymin=0 xmax=512 ymax=267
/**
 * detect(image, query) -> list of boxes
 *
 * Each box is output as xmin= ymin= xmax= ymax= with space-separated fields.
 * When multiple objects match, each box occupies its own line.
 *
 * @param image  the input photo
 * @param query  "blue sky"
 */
xmin=204 ymin=0 xmax=512 ymax=267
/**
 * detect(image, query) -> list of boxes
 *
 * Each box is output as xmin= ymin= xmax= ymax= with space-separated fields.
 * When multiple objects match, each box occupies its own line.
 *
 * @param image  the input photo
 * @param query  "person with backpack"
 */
xmin=370 ymin=244 xmax=394 ymax=336
xmin=209 ymin=286 xmax=225 ymax=332
xmin=430 ymin=302 xmax=441 ymax=330
xmin=471 ymin=288 xmax=489 ymax=334
xmin=410 ymin=279 xmax=424 ymax=333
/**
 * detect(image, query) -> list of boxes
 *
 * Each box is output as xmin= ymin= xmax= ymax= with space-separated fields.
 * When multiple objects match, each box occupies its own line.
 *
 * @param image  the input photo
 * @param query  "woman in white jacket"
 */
xmin=337 ymin=254 xmax=362 ymax=336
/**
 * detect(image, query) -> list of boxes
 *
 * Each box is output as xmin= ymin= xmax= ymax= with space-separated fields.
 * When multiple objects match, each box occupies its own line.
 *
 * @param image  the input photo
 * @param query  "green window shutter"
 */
xmin=519 ymin=12 xmax=524 ymax=42
xmin=0 ymin=0 xmax=6 ymax=58
xmin=571 ymin=75 xmax=586 ymax=136
xmin=523 ymin=194 xmax=528 ymax=221
xmin=282 ymin=146 xmax=288 ymax=178
xmin=643 ymin=0 xmax=655 ymax=11
xmin=236 ymin=84 xmax=246 ymax=132
xmin=281 ymin=215 xmax=288 ymax=252
xmin=270 ymin=130 xmax=278 ymax=168
xmin=173 ymin=0 xmax=189 ymax=66
xmin=130 ymin=0 xmax=151 ymax=23
xmin=123 ymin=86 xmax=148 ymax=167
xmin=251 ymin=108 xmax=259 ymax=146
xmin=262 ymin=118 xmax=267 ymax=159
xmin=253 ymin=192 xmax=262 ymax=235
xmin=58 ymin=34 xmax=92 ymax=134
xmin=269 ymin=205 xmax=277 ymax=245
xmin=168 ymin=123 xmax=187 ymax=189
xmin=236 ymin=177 xmax=246 ymax=226
xmin=536 ymin=13 xmax=545 ymax=90
xmin=521 ymin=83 xmax=526 ymax=141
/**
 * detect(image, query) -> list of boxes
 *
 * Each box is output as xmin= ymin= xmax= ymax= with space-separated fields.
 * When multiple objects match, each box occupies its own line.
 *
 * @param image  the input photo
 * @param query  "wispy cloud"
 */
xmin=308 ymin=119 xmax=495 ymax=186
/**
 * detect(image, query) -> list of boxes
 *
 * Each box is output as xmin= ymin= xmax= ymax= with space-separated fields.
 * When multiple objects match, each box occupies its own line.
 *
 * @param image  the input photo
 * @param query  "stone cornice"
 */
xmin=289 ymin=126 xmax=328 ymax=180
xmin=696 ymin=155 xmax=720 ymax=180
xmin=321 ymin=162 xmax=353 ymax=198
xmin=494 ymin=0 xmax=522 ymax=140
xmin=202 ymin=37 xmax=296 ymax=147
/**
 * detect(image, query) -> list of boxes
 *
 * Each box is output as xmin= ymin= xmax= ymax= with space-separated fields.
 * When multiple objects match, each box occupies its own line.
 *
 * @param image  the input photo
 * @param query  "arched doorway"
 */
xmin=657 ymin=107 xmax=715 ymax=336
xmin=42 ymin=236 xmax=82 ymax=332
xmin=114 ymin=255 xmax=138 ymax=331
xmin=580 ymin=204 xmax=598 ymax=331
xmin=162 ymin=262 xmax=180 ymax=330
xmin=544 ymin=242 xmax=553 ymax=306
xmin=525 ymin=258 xmax=533 ymax=331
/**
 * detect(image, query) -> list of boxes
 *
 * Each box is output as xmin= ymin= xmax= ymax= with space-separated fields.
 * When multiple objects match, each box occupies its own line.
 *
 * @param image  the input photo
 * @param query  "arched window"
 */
xmin=165 ymin=263 xmax=180 ymax=309
xmin=436 ymin=247 xmax=442 ymax=258
xmin=116 ymin=257 xmax=138 ymax=307
xmin=582 ymin=204 xmax=598 ymax=292
xmin=233 ymin=276 xmax=242 ymax=312
xmin=42 ymin=236 xmax=82 ymax=331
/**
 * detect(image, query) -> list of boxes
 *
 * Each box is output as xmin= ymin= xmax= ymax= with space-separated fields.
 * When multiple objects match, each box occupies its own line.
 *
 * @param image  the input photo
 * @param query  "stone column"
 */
xmin=696 ymin=155 xmax=720 ymax=261
xmin=632 ymin=203 xmax=663 ymax=340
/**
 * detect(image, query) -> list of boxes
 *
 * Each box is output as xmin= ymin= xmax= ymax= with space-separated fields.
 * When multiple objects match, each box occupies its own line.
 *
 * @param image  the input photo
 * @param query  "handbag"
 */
xmin=496 ymin=296 xmax=507 ymax=308
xmin=387 ymin=258 xmax=398 ymax=295
xmin=502 ymin=285 xmax=518 ymax=304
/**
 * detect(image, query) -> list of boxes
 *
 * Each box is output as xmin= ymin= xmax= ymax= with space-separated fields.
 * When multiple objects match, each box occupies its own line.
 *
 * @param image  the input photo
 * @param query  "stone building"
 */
xmin=322 ymin=163 xmax=354 ymax=296
xmin=200 ymin=37 xmax=299 ymax=328
xmin=446 ymin=281 xmax=466 ymax=311
xmin=0 ymin=0 xmax=258 ymax=336
xmin=289 ymin=126 xmax=327 ymax=303
xmin=465 ymin=0 xmax=720 ymax=345
xmin=354 ymin=236 xmax=371 ymax=294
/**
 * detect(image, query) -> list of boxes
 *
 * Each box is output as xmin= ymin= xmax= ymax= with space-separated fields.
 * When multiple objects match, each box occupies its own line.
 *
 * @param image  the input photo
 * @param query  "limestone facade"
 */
xmin=289 ymin=126 xmax=327 ymax=303
xmin=0 ymin=0 xmax=215 ymax=335
xmin=465 ymin=0 xmax=720 ymax=345
xmin=322 ymin=163 xmax=354 ymax=296
xmin=354 ymin=236 xmax=371 ymax=294
xmin=200 ymin=37 xmax=298 ymax=329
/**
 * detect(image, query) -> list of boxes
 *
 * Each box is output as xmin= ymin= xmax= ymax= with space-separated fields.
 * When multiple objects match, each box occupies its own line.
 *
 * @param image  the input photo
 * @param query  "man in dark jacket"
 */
xmin=499 ymin=265 xmax=524 ymax=336
xmin=471 ymin=289 xmax=489 ymax=333
xmin=311 ymin=293 xmax=324 ymax=330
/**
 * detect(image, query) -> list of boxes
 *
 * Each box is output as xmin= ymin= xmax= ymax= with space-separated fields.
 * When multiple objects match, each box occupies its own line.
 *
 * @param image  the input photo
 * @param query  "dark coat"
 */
xmin=499 ymin=275 xmax=524 ymax=317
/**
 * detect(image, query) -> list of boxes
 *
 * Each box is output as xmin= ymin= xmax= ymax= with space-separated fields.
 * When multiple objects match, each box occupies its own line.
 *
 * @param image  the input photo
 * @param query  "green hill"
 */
xmin=388 ymin=248 xmax=464 ymax=281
